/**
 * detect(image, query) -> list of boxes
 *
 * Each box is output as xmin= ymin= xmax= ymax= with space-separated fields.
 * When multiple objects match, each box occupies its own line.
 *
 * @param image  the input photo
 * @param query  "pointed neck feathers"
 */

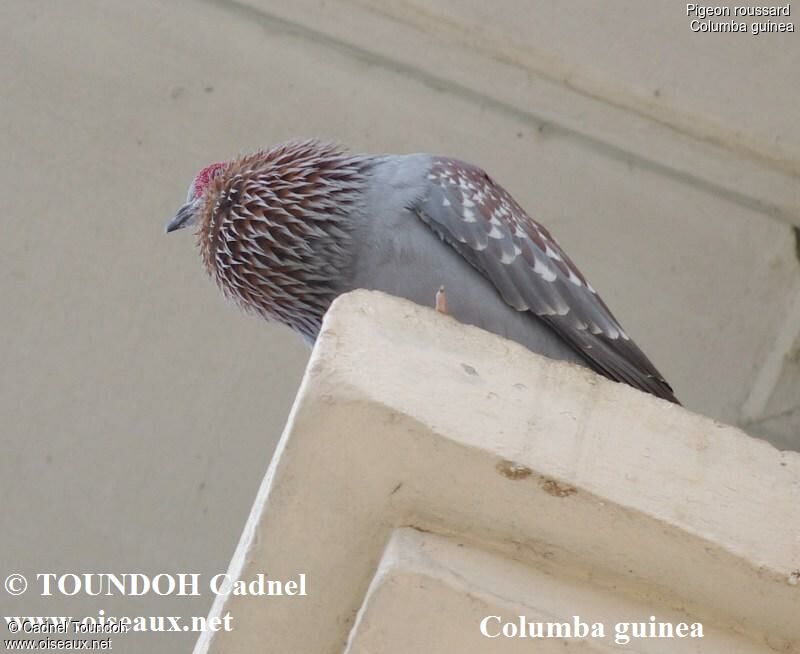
xmin=196 ymin=140 xmax=371 ymax=340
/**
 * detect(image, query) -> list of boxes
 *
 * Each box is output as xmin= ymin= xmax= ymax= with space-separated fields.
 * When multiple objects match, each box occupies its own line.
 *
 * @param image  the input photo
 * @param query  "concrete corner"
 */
xmin=195 ymin=291 xmax=800 ymax=653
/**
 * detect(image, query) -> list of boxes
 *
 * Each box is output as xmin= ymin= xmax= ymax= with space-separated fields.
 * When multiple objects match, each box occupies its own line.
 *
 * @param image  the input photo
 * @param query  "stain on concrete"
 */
xmin=496 ymin=459 xmax=532 ymax=480
xmin=541 ymin=478 xmax=577 ymax=497
xmin=407 ymin=524 xmax=433 ymax=534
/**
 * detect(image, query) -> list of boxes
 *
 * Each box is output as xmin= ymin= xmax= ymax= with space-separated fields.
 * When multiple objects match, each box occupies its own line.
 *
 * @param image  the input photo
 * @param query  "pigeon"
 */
xmin=166 ymin=139 xmax=678 ymax=403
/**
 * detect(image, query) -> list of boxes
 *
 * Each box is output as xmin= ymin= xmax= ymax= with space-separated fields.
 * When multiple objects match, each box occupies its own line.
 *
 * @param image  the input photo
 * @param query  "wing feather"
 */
xmin=415 ymin=158 xmax=678 ymax=403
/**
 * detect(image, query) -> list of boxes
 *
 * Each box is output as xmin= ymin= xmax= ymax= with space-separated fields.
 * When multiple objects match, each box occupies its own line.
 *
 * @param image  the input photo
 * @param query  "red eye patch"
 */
xmin=192 ymin=162 xmax=225 ymax=199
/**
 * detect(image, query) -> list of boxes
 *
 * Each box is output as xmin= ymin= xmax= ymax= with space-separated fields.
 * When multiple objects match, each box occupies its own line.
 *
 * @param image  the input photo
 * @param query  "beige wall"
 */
xmin=1 ymin=1 xmax=797 ymax=652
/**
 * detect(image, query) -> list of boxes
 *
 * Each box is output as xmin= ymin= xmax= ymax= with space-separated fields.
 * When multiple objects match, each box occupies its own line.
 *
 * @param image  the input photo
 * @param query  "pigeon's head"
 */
xmin=162 ymin=140 xmax=369 ymax=343
xmin=165 ymin=162 xmax=226 ymax=233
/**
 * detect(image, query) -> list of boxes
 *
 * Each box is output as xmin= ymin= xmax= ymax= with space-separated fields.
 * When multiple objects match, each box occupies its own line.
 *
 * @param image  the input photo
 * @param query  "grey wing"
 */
xmin=413 ymin=157 xmax=678 ymax=404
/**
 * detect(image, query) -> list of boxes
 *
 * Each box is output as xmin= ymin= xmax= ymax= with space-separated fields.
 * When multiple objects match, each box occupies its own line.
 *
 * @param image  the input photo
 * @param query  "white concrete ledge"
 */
xmin=345 ymin=528 xmax=772 ymax=653
xmin=195 ymin=291 xmax=800 ymax=653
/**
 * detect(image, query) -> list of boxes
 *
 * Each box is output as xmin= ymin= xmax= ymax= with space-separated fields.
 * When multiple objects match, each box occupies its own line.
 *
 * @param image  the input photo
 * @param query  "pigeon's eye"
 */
xmin=188 ymin=162 xmax=225 ymax=202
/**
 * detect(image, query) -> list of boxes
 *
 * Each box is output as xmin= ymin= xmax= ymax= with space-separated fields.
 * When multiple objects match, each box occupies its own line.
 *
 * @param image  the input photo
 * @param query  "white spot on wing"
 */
xmin=463 ymin=207 xmax=477 ymax=223
xmin=568 ymin=270 xmax=583 ymax=286
xmin=545 ymin=245 xmax=562 ymax=261
xmin=442 ymin=197 xmax=451 ymax=207
xmin=533 ymin=258 xmax=557 ymax=282
xmin=488 ymin=224 xmax=504 ymax=239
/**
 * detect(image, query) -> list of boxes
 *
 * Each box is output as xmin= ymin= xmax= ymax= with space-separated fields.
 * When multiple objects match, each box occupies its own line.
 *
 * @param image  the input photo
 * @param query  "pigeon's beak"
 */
xmin=165 ymin=204 xmax=195 ymax=233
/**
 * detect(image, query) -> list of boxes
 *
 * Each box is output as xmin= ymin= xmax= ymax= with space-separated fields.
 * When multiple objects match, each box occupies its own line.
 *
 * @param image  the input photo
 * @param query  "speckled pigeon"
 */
xmin=166 ymin=139 xmax=678 ymax=403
